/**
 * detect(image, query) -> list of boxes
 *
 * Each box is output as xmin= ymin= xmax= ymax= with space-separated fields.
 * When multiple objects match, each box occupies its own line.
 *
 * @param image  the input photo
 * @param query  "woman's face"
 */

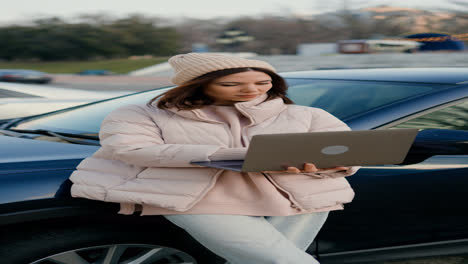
xmin=203 ymin=70 xmax=273 ymax=105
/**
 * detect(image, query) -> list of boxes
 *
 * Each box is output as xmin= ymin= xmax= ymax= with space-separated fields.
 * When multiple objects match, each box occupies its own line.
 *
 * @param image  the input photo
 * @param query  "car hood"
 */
xmin=0 ymin=82 xmax=131 ymax=99
xmin=0 ymin=135 xmax=99 ymax=164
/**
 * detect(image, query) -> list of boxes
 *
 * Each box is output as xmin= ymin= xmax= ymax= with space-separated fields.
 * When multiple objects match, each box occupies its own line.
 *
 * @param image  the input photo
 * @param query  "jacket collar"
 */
xmin=167 ymin=94 xmax=287 ymax=124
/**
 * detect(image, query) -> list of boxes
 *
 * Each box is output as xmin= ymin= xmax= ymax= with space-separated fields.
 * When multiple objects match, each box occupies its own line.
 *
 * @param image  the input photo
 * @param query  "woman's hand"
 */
xmin=263 ymin=163 xmax=349 ymax=174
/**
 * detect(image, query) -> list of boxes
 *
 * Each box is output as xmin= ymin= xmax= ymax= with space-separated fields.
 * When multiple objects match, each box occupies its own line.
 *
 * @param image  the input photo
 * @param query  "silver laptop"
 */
xmin=191 ymin=128 xmax=419 ymax=172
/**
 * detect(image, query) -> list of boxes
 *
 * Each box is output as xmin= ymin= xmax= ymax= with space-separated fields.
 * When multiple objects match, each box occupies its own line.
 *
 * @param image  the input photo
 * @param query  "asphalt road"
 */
xmin=48 ymin=52 xmax=468 ymax=92
xmin=49 ymin=74 xmax=172 ymax=92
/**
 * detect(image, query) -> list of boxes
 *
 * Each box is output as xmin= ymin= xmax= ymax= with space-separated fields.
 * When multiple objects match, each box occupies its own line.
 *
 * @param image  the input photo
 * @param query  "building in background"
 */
xmin=297 ymin=43 xmax=337 ymax=56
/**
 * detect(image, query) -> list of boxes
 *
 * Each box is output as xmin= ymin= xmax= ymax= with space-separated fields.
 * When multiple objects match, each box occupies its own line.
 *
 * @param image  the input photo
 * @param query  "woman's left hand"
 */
xmin=263 ymin=163 xmax=349 ymax=174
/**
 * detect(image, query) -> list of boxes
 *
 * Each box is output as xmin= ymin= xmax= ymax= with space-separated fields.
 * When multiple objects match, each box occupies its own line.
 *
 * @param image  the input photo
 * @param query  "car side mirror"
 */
xmin=399 ymin=129 xmax=468 ymax=165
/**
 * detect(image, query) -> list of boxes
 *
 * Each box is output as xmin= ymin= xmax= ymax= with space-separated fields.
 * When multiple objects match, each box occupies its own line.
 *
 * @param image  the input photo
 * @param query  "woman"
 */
xmin=70 ymin=53 xmax=359 ymax=264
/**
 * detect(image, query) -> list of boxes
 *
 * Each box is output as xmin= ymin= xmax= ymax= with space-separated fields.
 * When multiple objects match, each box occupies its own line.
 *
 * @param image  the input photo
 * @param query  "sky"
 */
xmin=0 ymin=0 xmax=462 ymax=24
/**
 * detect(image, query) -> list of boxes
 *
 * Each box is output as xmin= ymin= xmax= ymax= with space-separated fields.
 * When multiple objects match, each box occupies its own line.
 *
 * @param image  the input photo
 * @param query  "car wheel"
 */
xmin=0 ymin=216 xmax=225 ymax=264
xmin=29 ymin=244 xmax=197 ymax=264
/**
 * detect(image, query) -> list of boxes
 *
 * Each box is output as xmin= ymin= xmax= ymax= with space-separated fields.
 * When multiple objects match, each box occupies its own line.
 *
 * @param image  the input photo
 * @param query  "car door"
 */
xmin=316 ymin=99 xmax=468 ymax=263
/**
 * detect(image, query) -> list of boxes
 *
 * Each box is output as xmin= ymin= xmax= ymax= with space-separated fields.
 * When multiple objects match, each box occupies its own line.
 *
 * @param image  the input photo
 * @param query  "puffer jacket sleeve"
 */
xmin=304 ymin=107 xmax=360 ymax=178
xmin=99 ymin=104 xmax=221 ymax=167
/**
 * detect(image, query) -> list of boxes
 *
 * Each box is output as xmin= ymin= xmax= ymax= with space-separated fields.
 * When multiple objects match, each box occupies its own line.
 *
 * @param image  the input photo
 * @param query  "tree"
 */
xmin=440 ymin=0 xmax=468 ymax=44
xmin=0 ymin=14 xmax=181 ymax=61
xmin=172 ymin=18 xmax=225 ymax=53
xmin=103 ymin=15 xmax=180 ymax=57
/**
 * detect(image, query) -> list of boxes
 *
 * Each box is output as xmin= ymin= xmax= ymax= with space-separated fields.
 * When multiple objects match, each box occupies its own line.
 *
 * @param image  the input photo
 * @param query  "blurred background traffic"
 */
xmin=0 ymin=0 xmax=468 ymax=88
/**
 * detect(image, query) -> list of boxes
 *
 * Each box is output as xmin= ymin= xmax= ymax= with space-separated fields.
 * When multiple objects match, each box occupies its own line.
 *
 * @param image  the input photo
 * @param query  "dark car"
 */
xmin=0 ymin=68 xmax=467 ymax=264
xmin=0 ymin=69 xmax=53 ymax=84
xmin=77 ymin=69 xmax=115 ymax=75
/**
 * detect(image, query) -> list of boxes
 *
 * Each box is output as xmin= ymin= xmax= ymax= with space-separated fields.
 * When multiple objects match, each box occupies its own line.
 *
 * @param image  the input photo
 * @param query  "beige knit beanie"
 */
xmin=168 ymin=53 xmax=276 ymax=85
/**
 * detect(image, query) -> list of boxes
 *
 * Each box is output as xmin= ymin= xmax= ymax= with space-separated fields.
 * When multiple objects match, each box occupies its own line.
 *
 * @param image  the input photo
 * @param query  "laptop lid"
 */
xmin=191 ymin=128 xmax=419 ymax=172
xmin=240 ymin=128 xmax=419 ymax=172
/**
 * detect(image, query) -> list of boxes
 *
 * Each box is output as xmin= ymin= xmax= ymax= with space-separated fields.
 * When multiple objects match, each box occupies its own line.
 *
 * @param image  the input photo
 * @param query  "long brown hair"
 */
xmin=148 ymin=67 xmax=293 ymax=110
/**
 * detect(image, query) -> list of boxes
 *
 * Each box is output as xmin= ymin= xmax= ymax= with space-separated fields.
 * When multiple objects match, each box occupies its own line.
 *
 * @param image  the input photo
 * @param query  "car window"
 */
xmin=0 ymin=88 xmax=41 ymax=98
xmin=286 ymin=79 xmax=450 ymax=120
xmin=393 ymin=100 xmax=468 ymax=131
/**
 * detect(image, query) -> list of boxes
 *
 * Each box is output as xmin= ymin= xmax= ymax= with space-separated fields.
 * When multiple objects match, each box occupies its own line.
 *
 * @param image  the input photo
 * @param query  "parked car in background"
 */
xmin=0 ymin=82 xmax=131 ymax=119
xmin=0 ymin=69 xmax=53 ymax=84
xmin=0 ymin=68 xmax=467 ymax=264
xmin=77 ymin=69 xmax=115 ymax=75
xmin=337 ymin=39 xmax=421 ymax=54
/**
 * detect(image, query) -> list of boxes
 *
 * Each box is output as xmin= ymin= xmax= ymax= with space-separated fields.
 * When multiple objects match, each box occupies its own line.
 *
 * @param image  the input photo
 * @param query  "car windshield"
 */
xmin=12 ymin=79 xmax=450 ymax=134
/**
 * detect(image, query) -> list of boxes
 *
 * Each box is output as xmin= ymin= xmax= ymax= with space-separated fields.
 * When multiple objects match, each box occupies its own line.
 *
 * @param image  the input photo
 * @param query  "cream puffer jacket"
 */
xmin=70 ymin=94 xmax=358 ymax=214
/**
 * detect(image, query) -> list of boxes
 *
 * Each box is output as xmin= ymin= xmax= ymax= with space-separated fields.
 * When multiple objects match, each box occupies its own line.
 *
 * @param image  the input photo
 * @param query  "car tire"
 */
xmin=0 ymin=215 xmax=225 ymax=264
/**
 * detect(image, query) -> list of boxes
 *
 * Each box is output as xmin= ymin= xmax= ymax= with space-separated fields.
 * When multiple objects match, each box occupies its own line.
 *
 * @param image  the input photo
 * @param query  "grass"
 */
xmin=0 ymin=57 xmax=169 ymax=74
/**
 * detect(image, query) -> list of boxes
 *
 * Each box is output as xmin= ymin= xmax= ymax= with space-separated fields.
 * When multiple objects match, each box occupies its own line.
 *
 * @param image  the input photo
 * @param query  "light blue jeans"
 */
xmin=164 ymin=212 xmax=329 ymax=264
